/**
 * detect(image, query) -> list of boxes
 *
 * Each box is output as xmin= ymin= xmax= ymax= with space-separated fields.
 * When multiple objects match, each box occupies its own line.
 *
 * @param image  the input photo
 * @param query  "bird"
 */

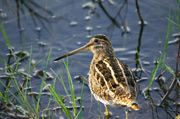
xmin=54 ymin=34 xmax=139 ymax=118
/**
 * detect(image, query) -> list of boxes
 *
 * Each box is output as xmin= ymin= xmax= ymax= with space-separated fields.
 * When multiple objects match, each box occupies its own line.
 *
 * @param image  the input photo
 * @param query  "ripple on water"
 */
xmin=1 ymin=12 xmax=7 ymax=19
xmin=114 ymin=47 xmax=127 ymax=52
xmin=35 ymin=27 xmax=41 ymax=31
xmin=70 ymin=21 xmax=78 ymax=26
xmin=85 ymin=26 xmax=93 ymax=31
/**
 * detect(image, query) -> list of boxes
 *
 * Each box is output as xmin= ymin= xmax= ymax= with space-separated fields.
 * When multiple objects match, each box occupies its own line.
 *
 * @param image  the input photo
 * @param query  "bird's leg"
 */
xmin=104 ymin=105 xmax=112 ymax=117
xmin=104 ymin=105 xmax=109 ymax=116
xmin=125 ymin=107 xmax=129 ymax=119
xmin=104 ymin=104 xmax=113 ymax=117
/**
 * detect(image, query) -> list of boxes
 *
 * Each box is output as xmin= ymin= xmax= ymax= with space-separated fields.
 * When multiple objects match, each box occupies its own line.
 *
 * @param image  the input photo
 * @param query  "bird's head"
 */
xmin=54 ymin=34 xmax=114 ymax=61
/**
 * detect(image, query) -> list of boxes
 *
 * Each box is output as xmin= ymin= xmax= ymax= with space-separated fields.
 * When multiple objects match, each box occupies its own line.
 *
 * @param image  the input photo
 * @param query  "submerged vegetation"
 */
xmin=0 ymin=0 xmax=180 ymax=119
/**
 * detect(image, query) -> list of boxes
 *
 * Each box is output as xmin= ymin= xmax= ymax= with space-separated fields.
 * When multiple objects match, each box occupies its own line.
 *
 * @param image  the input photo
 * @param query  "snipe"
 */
xmin=54 ymin=34 xmax=139 ymax=118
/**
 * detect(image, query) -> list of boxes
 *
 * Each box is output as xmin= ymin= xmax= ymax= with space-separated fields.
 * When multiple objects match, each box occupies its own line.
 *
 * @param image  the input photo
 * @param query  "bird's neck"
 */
xmin=92 ymin=51 xmax=115 ymax=61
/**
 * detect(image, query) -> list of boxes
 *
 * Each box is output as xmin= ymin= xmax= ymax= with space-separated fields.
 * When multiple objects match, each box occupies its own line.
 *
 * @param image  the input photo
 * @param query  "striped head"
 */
xmin=88 ymin=34 xmax=112 ymax=52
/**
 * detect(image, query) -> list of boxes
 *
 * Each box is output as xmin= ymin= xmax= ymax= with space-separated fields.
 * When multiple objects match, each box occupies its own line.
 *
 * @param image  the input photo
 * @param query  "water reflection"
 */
xmin=147 ymin=90 xmax=180 ymax=118
xmin=135 ymin=23 xmax=144 ymax=70
xmin=2 ymin=0 xmax=63 ymax=34
xmin=140 ymin=71 xmax=180 ymax=118
xmin=134 ymin=0 xmax=145 ymax=71
xmin=96 ymin=0 xmax=129 ymax=36
xmin=15 ymin=0 xmax=53 ymax=29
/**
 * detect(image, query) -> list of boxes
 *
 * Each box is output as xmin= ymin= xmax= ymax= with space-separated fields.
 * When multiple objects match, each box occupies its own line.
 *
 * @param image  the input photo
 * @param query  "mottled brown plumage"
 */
xmin=54 ymin=34 xmax=139 ymax=117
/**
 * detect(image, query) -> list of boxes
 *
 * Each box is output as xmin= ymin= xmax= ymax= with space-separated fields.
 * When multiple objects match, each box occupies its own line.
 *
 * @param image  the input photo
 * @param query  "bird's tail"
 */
xmin=131 ymin=103 xmax=140 ymax=110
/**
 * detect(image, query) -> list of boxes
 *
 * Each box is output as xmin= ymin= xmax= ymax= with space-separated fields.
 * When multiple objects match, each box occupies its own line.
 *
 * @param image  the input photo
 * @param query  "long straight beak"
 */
xmin=53 ymin=44 xmax=89 ymax=61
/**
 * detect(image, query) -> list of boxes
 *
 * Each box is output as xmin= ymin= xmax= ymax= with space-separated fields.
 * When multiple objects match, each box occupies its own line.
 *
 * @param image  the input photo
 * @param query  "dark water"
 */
xmin=0 ymin=0 xmax=179 ymax=118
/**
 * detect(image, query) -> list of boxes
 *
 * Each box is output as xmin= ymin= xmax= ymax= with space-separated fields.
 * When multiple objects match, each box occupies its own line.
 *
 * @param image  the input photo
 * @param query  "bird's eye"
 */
xmin=94 ymin=39 xmax=99 ymax=43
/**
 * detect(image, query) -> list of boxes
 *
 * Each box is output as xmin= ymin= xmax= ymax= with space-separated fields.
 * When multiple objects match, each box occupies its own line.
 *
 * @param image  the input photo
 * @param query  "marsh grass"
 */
xmin=1 ymin=1 xmax=180 ymax=118
xmin=0 ymin=23 xmax=38 ymax=118
xmin=0 ymin=35 xmax=51 ymax=118
xmin=0 ymin=23 xmax=84 ymax=118
xmin=144 ymin=1 xmax=180 ymax=107
xmin=50 ymin=58 xmax=84 ymax=119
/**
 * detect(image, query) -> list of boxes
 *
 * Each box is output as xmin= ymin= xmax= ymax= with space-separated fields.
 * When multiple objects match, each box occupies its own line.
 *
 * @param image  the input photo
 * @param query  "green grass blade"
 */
xmin=75 ymin=81 xmax=84 ymax=119
xmin=36 ymin=49 xmax=52 ymax=113
xmin=0 ymin=23 xmax=18 ymax=63
xmin=15 ymin=33 xmax=26 ymax=71
xmin=0 ymin=23 xmax=12 ymax=51
xmin=63 ymin=58 xmax=77 ymax=115
xmin=48 ymin=85 xmax=73 ymax=119
xmin=147 ymin=56 xmax=161 ymax=89
xmin=0 ymin=80 xmax=23 ymax=106
xmin=163 ymin=9 xmax=173 ymax=62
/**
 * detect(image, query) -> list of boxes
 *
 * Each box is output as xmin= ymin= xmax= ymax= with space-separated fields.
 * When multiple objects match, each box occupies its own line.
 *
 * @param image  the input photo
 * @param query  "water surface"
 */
xmin=0 ymin=0 xmax=179 ymax=118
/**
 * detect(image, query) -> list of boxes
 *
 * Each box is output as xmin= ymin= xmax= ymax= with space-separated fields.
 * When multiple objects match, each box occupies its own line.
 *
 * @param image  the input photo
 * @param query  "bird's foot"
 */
xmin=104 ymin=111 xmax=113 ymax=118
